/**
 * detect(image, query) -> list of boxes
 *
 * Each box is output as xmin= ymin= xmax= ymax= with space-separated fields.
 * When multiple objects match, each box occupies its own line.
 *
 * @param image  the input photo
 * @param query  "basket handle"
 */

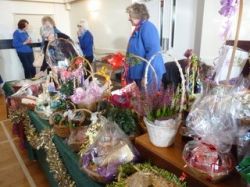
xmin=127 ymin=53 xmax=158 ymax=90
xmin=226 ymin=0 xmax=243 ymax=82
xmin=84 ymin=69 xmax=113 ymax=95
xmin=46 ymin=38 xmax=80 ymax=69
xmin=73 ymin=108 xmax=92 ymax=115
xmin=69 ymin=56 xmax=94 ymax=75
xmin=143 ymin=51 xmax=186 ymax=116
xmin=67 ymin=101 xmax=77 ymax=110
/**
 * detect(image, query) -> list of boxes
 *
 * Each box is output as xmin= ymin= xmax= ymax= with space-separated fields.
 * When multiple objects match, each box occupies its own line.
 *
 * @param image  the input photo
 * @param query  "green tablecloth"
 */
xmin=28 ymin=111 xmax=104 ymax=187
xmin=2 ymin=81 xmax=15 ymax=96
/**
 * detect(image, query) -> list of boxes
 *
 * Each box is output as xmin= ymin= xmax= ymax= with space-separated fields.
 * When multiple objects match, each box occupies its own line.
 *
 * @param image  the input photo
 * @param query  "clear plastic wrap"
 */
xmin=184 ymin=75 xmax=250 ymax=182
xmin=186 ymin=75 xmax=250 ymax=152
xmin=237 ymin=126 xmax=250 ymax=162
xmin=80 ymin=120 xmax=138 ymax=183
xmin=183 ymin=140 xmax=235 ymax=182
xmin=46 ymin=38 xmax=79 ymax=69
xmin=186 ymin=86 xmax=238 ymax=153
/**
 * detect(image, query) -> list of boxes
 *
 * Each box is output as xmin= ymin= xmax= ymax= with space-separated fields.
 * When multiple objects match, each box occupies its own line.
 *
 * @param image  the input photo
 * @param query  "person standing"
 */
xmin=77 ymin=19 xmax=94 ymax=63
xmin=40 ymin=16 xmax=70 ymax=72
xmin=13 ymin=19 xmax=36 ymax=79
xmin=126 ymin=3 xmax=165 ymax=89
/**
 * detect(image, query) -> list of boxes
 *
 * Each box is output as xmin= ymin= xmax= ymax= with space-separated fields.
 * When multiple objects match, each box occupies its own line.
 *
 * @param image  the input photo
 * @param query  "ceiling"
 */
xmin=9 ymin=0 xmax=78 ymax=4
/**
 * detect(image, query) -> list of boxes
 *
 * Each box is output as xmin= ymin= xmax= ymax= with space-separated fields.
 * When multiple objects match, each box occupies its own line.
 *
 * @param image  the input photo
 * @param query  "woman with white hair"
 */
xmin=77 ymin=19 xmax=94 ymax=63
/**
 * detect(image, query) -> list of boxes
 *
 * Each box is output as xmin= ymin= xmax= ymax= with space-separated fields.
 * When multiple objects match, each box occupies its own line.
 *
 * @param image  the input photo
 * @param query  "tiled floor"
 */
xmin=0 ymin=93 xmax=49 ymax=187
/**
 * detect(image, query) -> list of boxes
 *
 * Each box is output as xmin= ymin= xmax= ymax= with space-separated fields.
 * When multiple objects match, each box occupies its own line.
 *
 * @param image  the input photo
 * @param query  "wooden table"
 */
xmin=135 ymin=133 xmax=245 ymax=187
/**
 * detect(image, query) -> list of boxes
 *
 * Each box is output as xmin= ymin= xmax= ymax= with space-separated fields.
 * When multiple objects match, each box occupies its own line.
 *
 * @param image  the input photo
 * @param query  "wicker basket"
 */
xmin=81 ymin=165 xmax=107 ymax=183
xmin=137 ymin=115 xmax=147 ymax=133
xmin=187 ymin=163 xmax=232 ymax=182
xmin=53 ymin=118 xmax=70 ymax=138
xmin=49 ymin=112 xmax=64 ymax=126
xmin=68 ymin=126 xmax=88 ymax=152
xmin=136 ymin=53 xmax=186 ymax=147
xmin=77 ymin=102 xmax=97 ymax=112
xmin=70 ymin=108 xmax=92 ymax=126
xmin=54 ymin=125 xmax=70 ymax=138
xmin=240 ymin=118 xmax=250 ymax=126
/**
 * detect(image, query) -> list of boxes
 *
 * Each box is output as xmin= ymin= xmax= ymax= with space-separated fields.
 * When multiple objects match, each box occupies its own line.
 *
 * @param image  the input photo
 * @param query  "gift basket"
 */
xmin=183 ymin=141 xmax=235 ymax=182
xmin=128 ymin=52 xmax=186 ymax=147
xmin=182 ymin=82 xmax=244 ymax=181
xmin=53 ymin=114 xmax=71 ymax=138
xmin=67 ymin=126 xmax=88 ymax=152
xmin=10 ymin=79 xmax=44 ymax=110
xmin=49 ymin=111 xmax=64 ymax=126
xmin=80 ymin=120 xmax=138 ymax=183
xmin=70 ymin=69 xmax=112 ymax=111
xmin=78 ymin=113 xmax=108 ymax=156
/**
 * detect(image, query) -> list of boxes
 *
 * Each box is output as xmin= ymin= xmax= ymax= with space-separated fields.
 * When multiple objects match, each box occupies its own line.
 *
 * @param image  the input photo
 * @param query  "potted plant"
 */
xmin=142 ymin=86 xmax=183 ymax=147
xmin=129 ymin=54 xmax=186 ymax=147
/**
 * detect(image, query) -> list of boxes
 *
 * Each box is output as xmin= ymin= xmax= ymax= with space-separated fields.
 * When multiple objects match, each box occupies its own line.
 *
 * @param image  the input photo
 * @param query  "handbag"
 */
xmin=33 ymin=49 xmax=44 ymax=68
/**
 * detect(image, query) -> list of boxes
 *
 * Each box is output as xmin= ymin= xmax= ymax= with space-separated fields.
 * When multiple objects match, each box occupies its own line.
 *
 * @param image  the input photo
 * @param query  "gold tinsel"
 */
xmin=23 ymin=114 xmax=76 ymax=187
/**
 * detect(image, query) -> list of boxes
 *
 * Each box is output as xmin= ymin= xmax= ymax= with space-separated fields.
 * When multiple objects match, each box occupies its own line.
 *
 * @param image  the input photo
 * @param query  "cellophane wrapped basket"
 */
xmin=80 ymin=120 xmax=138 ymax=183
xmin=183 ymin=140 xmax=235 ymax=182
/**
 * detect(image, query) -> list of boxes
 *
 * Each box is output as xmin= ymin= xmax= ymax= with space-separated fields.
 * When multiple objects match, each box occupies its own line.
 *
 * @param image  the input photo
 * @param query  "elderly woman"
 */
xmin=40 ymin=16 xmax=70 ymax=72
xmin=77 ymin=19 xmax=94 ymax=63
xmin=13 ymin=19 xmax=36 ymax=79
xmin=126 ymin=3 xmax=165 ymax=89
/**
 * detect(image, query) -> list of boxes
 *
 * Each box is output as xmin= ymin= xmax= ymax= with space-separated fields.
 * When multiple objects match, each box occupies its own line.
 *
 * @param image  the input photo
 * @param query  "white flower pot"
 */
xmin=144 ymin=117 xmax=180 ymax=147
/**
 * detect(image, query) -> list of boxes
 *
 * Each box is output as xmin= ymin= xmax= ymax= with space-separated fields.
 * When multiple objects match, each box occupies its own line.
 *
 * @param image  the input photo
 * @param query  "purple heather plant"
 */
xmin=131 ymin=85 xmax=180 ymax=121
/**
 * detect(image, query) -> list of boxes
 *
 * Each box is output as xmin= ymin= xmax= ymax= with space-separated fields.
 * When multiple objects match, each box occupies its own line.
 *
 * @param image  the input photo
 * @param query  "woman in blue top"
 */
xmin=126 ymin=3 xmax=165 ymax=89
xmin=77 ymin=19 xmax=94 ymax=63
xmin=13 ymin=19 xmax=36 ymax=79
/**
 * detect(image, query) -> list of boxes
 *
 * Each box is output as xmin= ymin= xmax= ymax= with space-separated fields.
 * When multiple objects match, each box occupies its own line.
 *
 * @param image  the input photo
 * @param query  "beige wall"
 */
xmin=199 ymin=0 xmax=250 ymax=65
xmin=0 ymin=0 xmax=70 ymax=81
xmin=69 ymin=0 xmax=132 ymax=54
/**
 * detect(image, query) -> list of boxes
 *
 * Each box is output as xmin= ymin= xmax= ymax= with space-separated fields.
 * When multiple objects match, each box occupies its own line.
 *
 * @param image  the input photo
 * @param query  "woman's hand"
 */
xmin=48 ymin=34 xmax=55 ymax=41
xmin=23 ymin=38 xmax=32 ymax=45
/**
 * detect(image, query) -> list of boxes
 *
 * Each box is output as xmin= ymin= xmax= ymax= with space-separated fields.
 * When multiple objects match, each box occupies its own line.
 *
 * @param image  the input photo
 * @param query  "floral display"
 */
xmin=102 ymin=52 xmax=125 ymax=70
xmin=106 ymin=106 xmax=138 ymax=136
xmin=70 ymin=78 xmax=108 ymax=107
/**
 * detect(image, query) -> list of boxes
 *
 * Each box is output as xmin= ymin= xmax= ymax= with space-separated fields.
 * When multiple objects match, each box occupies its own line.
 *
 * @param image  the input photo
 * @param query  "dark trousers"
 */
xmin=84 ymin=55 xmax=94 ymax=79
xmin=0 ymin=75 xmax=3 ymax=84
xmin=17 ymin=52 xmax=36 ymax=79
xmin=40 ymin=41 xmax=49 ymax=72
xmin=40 ymin=57 xmax=51 ymax=73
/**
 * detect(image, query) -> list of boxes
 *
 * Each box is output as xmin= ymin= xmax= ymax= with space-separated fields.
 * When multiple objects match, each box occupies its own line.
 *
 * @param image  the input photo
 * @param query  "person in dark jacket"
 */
xmin=13 ymin=19 xmax=36 ymax=79
xmin=77 ymin=19 xmax=94 ymax=63
xmin=40 ymin=16 xmax=71 ymax=72
xmin=126 ymin=3 xmax=165 ymax=89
